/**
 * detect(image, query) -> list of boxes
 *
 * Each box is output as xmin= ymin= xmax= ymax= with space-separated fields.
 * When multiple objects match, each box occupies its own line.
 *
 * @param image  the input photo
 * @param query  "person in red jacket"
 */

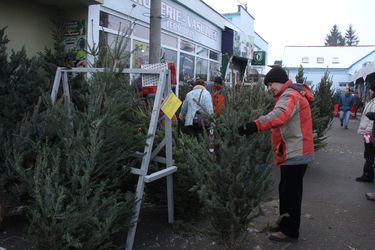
xmin=211 ymin=76 xmax=225 ymax=117
xmin=238 ymin=66 xmax=314 ymax=242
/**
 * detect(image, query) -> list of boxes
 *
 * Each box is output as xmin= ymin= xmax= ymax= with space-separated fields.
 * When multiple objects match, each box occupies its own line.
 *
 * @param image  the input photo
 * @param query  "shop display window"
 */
xmin=99 ymin=31 xmax=130 ymax=67
xmin=133 ymin=40 xmax=150 ymax=68
xmin=209 ymin=50 xmax=219 ymax=61
xmin=100 ymin=12 xmax=130 ymax=32
xmin=196 ymin=46 xmax=208 ymax=58
xmin=179 ymin=53 xmax=195 ymax=84
xmin=209 ymin=62 xmax=221 ymax=81
xmin=162 ymin=33 xmax=178 ymax=48
xmin=180 ymin=40 xmax=195 ymax=53
xmin=134 ymin=24 xmax=149 ymax=40
xmin=162 ymin=48 xmax=177 ymax=65
xmin=196 ymin=57 xmax=208 ymax=81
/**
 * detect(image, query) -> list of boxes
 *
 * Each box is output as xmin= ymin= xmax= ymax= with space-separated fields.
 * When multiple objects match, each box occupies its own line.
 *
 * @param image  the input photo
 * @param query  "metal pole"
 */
xmin=149 ymin=0 xmax=161 ymax=64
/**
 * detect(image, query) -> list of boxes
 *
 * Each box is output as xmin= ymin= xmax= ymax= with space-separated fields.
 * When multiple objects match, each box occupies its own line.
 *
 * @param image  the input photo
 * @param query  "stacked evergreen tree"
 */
xmin=0 ymin=26 xmax=50 ymax=220
xmin=3 ymin=25 xmax=149 ymax=248
xmin=311 ymin=71 xmax=334 ymax=150
xmin=178 ymin=84 xmax=274 ymax=249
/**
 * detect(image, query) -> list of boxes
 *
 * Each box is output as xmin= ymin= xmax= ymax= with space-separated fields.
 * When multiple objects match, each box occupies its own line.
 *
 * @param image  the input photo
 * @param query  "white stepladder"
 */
xmin=50 ymin=66 xmax=177 ymax=250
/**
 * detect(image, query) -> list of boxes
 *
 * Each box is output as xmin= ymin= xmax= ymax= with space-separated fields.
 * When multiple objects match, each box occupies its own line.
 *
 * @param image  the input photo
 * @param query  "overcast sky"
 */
xmin=203 ymin=0 xmax=375 ymax=64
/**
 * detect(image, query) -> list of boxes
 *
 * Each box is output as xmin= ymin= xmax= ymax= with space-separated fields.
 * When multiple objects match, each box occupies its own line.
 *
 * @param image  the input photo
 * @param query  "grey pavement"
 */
xmin=275 ymin=116 xmax=375 ymax=250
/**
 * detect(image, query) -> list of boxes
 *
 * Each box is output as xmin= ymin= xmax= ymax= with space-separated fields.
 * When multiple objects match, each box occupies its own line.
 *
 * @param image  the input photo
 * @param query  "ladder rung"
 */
xmin=144 ymin=166 xmax=177 ymax=183
xmin=130 ymin=167 xmax=143 ymax=175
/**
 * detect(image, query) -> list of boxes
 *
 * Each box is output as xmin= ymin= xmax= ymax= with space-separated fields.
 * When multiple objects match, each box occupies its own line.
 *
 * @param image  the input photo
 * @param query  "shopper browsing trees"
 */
xmin=238 ymin=66 xmax=314 ymax=242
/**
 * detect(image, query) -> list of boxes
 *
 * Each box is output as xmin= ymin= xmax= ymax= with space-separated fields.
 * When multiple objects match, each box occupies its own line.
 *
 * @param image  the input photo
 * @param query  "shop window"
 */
xmin=196 ymin=58 xmax=208 ymax=81
xmin=332 ymin=57 xmax=340 ymax=64
xmin=132 ymin=40 xmax=149 ymax=68
xmin=302 ymin=57 xmax=309 ymax=63
xmin=179 ymin=53 xmax=195 ymax=84
xmin=161 ymin=33 xmax=178 ymax=48
xmin=180 ymin=40 xmax=195 ymax=53
xmin=196 ymin=46 xmax=208 ymax=58
xmin=99 ymin=31 xmax=130 ymax=67
xmin=133 ymin=24 xmax=149 ymax=40
xmin=100 ymin=12 xmax=130 ymax=32
xmin=209 ymin=62 xmax=221 ymax=81
xmin=209 ymin=51 xmax=219 ymax=61
xmin=162 ymin=48 xmax=177 ymax=65
xmin=316 ymin=57 xmax=324 ymax=63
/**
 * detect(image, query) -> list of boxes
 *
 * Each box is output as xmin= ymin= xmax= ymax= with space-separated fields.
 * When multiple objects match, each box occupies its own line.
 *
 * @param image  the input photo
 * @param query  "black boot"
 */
xmin=356 ymin=175 xmax=373 ymax=182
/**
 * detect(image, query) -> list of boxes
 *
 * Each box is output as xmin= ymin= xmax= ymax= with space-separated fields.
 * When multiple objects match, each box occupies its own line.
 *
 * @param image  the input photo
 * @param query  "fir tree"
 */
xmin=295 ymin=64 xmax=305 ymax=84
xmin=2 ymin=23 xmax=149 ymax=248
xmin=324 ymin=25 xmax=345 ymax=46
xmin=0 ymin=27 xmax=9 ymax=79
xmin=345 ymin=24 xmax=360 ymax=46
xmin=0 ymin=27 xmax=50 ymax=222
xmin=311 ymin=71 xmax=334 ymax=150
xmin=180 ymin=84 xmax=274 ymax=249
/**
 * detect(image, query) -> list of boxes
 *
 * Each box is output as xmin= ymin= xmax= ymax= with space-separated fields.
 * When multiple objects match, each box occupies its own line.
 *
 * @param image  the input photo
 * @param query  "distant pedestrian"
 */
xmin=339 ymin=88 xmax=354 ymax=129
xmin=356 ymin=82 xmax=375 ymax=183
xmin=333 ymin=89 xmax=341 ymax=117
xmin=238 ymin=66 xmax=314 ymax=242
xmin=210 ymin=76 xmax=225 ymax=117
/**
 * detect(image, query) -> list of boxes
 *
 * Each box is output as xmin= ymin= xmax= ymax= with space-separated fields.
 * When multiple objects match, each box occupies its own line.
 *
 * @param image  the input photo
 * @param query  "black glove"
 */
xmin=238 ymin=121 xmax=258 ymax=136
xmin=366 ymin=112 xmax=375 ymax=121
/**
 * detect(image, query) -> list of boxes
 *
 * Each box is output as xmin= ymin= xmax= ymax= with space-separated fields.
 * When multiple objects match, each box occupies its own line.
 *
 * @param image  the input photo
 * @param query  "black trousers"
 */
xmin=278 ymin=164 xmax=307 ymax=238
xmin=362 ymin=142 xmax=375 ymax=179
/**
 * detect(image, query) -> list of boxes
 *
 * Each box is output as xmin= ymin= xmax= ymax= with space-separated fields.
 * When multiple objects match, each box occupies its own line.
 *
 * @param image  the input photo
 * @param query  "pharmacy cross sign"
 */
xmin=252 ymin=51 xmax=266 ymax=65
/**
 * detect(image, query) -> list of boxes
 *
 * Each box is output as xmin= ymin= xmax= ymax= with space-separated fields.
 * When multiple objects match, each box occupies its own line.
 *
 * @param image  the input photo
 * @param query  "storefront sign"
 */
xmin=130 ymin=0 xmax=219 ymax=43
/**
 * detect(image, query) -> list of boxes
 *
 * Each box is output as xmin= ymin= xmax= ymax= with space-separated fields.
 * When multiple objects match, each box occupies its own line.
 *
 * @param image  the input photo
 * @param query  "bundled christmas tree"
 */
xmin=176 ymin=84 xmax=274 ymax=249
xmin=311 ymin=71 xmax=334 ymax=150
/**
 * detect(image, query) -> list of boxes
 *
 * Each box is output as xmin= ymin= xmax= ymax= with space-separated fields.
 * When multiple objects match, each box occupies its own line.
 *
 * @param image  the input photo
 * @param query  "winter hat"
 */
xmin=370 ymin=81 xmax=375 ymax=91
xmin=264 ymin=66 xmax=289 ymax=85
xmin=214 ymin=76 xmax=223 ymax=84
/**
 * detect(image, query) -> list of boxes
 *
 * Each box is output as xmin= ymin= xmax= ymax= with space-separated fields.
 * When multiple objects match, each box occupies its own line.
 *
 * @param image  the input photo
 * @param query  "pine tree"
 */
xmin=345 ymin=24 xmax=360 ymax=46
xmin=311 ymin=71 xmax=334 ymax=150
xmin=0 ymin=27 xmax=9 ymax=79
xmin=179 ymin=84 xmax=274 ymax=249
xmin=324 ymin=25 xmax=345 ymax=46
xmin=0 ymin=27 xmax=50 ymax=222
xmin=2 ymin=23 xmax=149 ymax=248
xmin=295 ymin=64 xmax=305 ymax=84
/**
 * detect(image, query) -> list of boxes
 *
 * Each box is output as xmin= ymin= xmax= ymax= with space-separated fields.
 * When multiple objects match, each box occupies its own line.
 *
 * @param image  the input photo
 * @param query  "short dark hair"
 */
xmin=214 ymin=76 xmax=223 ymax=84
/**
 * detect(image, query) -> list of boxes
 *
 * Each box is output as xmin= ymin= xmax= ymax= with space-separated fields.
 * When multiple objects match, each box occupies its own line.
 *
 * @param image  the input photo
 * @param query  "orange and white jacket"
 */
xmin=255 ymin=80 xmax=314 ymax=166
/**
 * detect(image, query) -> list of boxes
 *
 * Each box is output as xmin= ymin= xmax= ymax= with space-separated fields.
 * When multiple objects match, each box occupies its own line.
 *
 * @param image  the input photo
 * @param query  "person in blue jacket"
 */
xmin=339 ymin=88 xmax=354 ymax=129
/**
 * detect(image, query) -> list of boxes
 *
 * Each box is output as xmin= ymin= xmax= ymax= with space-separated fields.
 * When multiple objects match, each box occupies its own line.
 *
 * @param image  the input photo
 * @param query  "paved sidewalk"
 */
xmin=276 ymin=116 xmax=375 ymax=250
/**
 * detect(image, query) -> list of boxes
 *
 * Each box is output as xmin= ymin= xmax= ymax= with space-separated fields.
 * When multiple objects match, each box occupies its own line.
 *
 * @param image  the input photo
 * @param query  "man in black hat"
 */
xmin=238 ymin=66 xmax=314 ymax=242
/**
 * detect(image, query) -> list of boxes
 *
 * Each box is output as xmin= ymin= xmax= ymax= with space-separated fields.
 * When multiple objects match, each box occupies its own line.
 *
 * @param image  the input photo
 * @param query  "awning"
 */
xmin=351 ymin=61 xmax=375 ymax=82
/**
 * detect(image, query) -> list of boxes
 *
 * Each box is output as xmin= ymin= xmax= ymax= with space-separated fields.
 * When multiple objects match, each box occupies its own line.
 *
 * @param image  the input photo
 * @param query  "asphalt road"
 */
xmin=283 ymin=116 xmax=375 ymax=250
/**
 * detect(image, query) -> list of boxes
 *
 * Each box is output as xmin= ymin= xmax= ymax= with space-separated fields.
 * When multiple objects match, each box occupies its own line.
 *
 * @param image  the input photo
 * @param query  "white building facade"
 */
xmin=282 ymin=46 xmax=375 ymax=91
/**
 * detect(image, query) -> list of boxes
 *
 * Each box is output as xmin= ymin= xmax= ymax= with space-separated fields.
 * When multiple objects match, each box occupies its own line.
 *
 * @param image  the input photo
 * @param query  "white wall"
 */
xmin=288 ymin=69 xmax=348 ymax=88
xmin=0 ymin=2 xmax=56 ymax=57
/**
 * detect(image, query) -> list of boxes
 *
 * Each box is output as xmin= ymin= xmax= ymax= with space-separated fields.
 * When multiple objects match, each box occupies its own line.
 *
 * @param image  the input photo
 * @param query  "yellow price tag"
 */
xmin=161 ymin=92 xmax=182 ymax=120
